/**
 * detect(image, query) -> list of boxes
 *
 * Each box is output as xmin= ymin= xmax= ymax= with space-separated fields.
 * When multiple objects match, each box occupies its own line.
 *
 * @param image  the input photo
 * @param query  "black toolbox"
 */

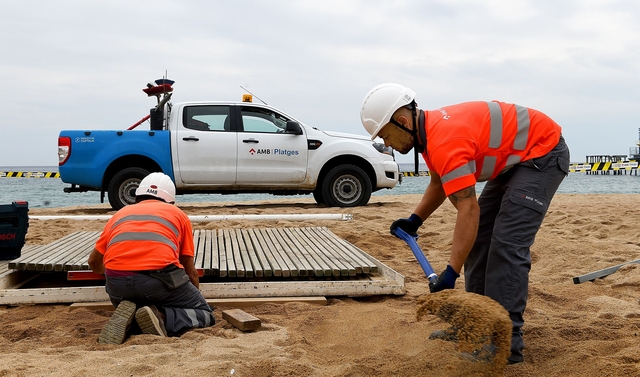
xmin=0 ymin=201 xmax=29 ymax=260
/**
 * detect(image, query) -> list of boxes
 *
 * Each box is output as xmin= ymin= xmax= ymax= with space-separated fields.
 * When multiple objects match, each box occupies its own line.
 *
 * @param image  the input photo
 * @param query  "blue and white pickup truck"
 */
xmin=58 ymin=81 xmax=400 ymax=210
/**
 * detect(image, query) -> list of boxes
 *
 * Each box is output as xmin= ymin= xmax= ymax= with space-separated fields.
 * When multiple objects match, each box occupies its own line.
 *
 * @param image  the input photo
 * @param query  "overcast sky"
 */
xmin=1 ymin=0 xmax=639 ymax=167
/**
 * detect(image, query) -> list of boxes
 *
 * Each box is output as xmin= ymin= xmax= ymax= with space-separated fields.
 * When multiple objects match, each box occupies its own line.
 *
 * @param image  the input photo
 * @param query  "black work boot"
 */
xmin=509 ymin=327 xmax=524 ymax=364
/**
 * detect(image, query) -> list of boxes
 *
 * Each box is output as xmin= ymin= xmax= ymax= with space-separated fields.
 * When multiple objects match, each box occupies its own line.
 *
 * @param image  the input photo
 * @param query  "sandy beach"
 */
xmin=0 ymin=193 xmax=639 ymax=376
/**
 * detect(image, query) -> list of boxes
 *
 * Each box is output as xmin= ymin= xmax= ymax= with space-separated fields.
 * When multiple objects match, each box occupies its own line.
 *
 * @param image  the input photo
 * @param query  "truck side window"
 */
xmin=240 ymin=107 xmax=288 ymax=133
xmin=183 ymin=106 xmax=232 ymax=132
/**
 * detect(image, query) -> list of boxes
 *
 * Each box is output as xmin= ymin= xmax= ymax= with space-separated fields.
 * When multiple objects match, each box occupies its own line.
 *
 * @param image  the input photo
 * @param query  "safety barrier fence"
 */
xmin=1 ymin=172 xmax=60 ymax=178
xmin=1 ymin=164 xmax=637 ymax=179
xmin=569 ymin=161 xmax=638 ymax=175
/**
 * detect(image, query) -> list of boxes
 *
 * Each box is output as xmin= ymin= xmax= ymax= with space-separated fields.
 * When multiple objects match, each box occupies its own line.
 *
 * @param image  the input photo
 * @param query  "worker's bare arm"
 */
xmin=179 ymin=255 xmax=199 ymax=289
xmin=413 ymin=171 xmax=447 ymax=221
xmin=87 ymin=249 xmax=105 ymax=274
xmin=447 ymin=186 xmax=480 ymax=272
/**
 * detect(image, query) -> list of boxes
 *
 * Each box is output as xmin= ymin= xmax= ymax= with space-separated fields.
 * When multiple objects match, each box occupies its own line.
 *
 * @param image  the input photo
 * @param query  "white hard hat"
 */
xmin=360 ymin=83 xmax=416 ymax=140
xmin=135 ymin=172 xmax=176 ymax=204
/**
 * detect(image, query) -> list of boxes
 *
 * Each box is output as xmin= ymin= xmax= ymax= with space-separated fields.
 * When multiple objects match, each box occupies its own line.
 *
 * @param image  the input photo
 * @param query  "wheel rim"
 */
xmin=119 ymin=178 xmax=140 ymax=206
xmin=332 ymin=174 xmax=362 ymax=205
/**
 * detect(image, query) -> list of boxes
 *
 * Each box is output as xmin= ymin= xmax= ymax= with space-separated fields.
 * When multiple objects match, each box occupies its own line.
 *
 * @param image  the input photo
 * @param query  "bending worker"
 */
xmin=88 ymin=172 xmax=214 ymax=345
xmin=361 ymin=83 xmax=569 ymax=365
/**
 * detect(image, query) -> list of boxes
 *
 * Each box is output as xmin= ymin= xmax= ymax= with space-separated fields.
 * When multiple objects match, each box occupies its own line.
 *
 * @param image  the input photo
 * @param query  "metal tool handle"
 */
xmin=392 ymin=228 xmax=439 ymax=285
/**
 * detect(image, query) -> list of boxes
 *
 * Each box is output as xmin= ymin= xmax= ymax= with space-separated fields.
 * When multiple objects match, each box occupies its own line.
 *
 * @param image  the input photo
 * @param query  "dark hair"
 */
xmin=135 ymin=195 xmax=166 ymax=204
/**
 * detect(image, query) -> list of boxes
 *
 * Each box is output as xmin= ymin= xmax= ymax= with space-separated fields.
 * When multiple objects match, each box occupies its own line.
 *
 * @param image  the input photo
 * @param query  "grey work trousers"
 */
xmin=105 ymin=274 xmax=215 ymax=336
xmin=464 ymin=136 xmax=569 ymax=362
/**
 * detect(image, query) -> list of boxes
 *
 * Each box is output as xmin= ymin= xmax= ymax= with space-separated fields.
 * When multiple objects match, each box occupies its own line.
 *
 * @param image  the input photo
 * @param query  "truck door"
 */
xmin=236 ymin=105 xmax=308 ymax=185
xmin=175 ymin=105 xmax=237 ymax=185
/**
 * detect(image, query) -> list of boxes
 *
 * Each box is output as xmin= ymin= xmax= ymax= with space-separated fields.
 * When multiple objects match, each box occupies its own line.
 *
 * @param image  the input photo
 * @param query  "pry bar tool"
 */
xmin=392 ymin=227 xmax=439 ymax=285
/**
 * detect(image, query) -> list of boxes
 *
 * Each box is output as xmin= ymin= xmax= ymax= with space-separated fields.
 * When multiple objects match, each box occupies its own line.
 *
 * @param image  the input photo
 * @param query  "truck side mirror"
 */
xmin=285 ymin=121 xmax=303 ymax=135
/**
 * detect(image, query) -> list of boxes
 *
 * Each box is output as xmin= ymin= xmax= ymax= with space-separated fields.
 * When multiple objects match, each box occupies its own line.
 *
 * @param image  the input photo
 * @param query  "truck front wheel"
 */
xmin=107 ymin=167 xmax=150 ymax=210
xmin=321 ymin=164 xmax=372 ymax=207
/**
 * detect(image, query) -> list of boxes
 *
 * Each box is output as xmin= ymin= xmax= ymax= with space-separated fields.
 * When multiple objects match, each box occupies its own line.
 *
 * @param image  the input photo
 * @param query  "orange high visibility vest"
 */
xmin=94 ymin=200 xmax=194 ymax=271
xmin=422 ymin=101 xmax=562 ymax=196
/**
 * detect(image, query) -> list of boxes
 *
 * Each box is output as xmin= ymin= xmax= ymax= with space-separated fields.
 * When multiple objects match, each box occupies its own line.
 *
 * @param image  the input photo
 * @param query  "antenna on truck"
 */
xmin=240 ymin=86 xmax=268 ymax=105
xmin=128 ymin=75 xmax=175 ymax=130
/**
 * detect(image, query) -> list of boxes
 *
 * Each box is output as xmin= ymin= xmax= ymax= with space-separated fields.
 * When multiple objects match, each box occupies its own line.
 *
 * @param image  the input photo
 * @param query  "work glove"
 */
xmin=390 ymin=214 xmax=423 ymax=236
xmin=429 ymin=265 xmax=460 ymax=293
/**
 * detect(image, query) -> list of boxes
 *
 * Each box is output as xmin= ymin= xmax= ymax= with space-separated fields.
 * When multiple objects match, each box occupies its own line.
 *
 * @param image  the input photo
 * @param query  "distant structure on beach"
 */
xmin=570 ymin=128 xmax=639 ymax=175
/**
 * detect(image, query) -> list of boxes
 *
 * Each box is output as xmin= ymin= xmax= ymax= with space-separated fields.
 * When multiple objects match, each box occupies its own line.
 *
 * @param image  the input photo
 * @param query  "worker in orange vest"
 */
xmin=361 ymin=83 xmax=570 ymax=365
xmin=88 ymin=172 xmax=214 ymax=344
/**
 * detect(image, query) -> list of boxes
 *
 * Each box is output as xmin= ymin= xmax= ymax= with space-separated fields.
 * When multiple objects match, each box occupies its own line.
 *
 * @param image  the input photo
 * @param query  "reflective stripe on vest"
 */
xmin=442 ymin=161 xmax=477 ymax=183
xmin=481 ymin=102 xmax=530 ymax=180
xmin=112 ymin=215 xmax=180 ymax=238
xmin=440 ymin=102 xmax=531 ymax=185
xmin=108 ymin=231 xmax=178 ymax=251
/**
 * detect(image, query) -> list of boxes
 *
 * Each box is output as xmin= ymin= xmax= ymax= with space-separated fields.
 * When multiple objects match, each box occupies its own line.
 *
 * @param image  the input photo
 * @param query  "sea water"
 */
xmin=0 ymin=165 xmax=638 ymax=209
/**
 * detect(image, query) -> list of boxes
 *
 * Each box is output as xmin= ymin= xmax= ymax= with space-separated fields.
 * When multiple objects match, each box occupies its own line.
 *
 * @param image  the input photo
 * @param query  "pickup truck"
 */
xmin=58 ymin=81 xmax=400 ymax=210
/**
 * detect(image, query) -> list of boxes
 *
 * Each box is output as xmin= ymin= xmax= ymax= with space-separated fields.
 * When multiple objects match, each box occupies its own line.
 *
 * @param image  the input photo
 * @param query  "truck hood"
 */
xmin=322 ymin=130 xmax=372 ymax=142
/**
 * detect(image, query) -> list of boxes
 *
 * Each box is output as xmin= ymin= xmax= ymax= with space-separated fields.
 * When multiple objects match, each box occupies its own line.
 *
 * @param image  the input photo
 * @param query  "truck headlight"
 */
xmin=372 ymin=142 xmax=394 ymax=156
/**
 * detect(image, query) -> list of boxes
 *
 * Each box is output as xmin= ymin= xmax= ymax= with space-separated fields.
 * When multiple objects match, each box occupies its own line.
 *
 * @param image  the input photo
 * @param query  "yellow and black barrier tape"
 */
xmin=401 ymin=171 xmax=430 ymax=177
xmin=1 ymin=171 xmax=60 ymax=178
xmin=569 ymin=161 xmax=638 ymax=173
xmin=402 ymin=161 xmax=638 ymax=176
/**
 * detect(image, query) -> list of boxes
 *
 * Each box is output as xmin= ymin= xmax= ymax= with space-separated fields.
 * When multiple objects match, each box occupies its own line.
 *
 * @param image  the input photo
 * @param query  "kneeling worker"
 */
xmin=88 ymin=172 xmax=215 ymax=344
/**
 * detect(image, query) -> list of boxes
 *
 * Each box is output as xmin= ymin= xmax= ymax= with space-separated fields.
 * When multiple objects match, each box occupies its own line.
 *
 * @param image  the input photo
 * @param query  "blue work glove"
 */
xmin=429 ymin=265 xmax=460 ymax=293
xmin=390 ymin=214 xmax=423 ymax=236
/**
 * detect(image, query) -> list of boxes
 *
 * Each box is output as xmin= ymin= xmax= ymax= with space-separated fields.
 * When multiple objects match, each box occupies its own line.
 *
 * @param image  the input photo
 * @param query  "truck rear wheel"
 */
xmin=107 ymin=167 xmax=150 ymax=210
xmin=321 ymin=164 xmax=372 ymax=207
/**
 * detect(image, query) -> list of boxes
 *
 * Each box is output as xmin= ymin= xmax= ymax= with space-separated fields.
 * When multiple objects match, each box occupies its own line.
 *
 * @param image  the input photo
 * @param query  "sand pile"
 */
xmin=417 ymin=290 xmax=512 ymax=376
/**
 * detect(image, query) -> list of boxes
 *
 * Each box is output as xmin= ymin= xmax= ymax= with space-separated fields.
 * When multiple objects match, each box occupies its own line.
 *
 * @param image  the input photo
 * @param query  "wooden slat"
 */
xmin=223 ymin=229 xmax=237 ymax=278
xmin=264 ymin=228 xmax=298 ymax=277
xmin=201 ymin=229 xmax=217 ymax=275
xmin=56 ymin=233 xmax=99 ymax=271
xmin=218 ymin=230 xmax=228 ymax=278
xmin=257 ymin=228 xmax=287 ymax=277
xmin=46 ymin=233 xmax=98 ymax=272
xmin=290 ymin=228 xmax=342 ymax=277
xmin=208 ymin=230 xmax=219 ymax=276
xmin=299 ymin=228 xmax=353 ymax=277
xmin=289 ymin=228 xmax=334 ymax=277
xmin=239 ymin=229 xmax=264 ymax=278
xmin=61 ymin=233 xmax=101 ymax=271
xmin=248 ymin=228 xmax=279 ymax=277
xmin=9 ymin=232 xmax=81 ymax=270
xmin=193 ymin=230 xmax=205 ymax=271
xmin=228 ymin=229 xmax=246 ymax=278
xmin=315 ymin=227 xmax=378 ymax=274
xmin=234 ymin=229 xmax=253 ymax=278
xmin=34 ymin=232 xmax=93 ymax=271
xmin=273 ymin=228 xmax=314 ymax=277
xmin=282 ymin=228 xmax=324 ymax=277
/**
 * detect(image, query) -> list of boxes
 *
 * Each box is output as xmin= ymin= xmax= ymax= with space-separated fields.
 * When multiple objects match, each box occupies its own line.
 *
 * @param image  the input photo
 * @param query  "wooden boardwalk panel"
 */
xmin=6 ymin=227 xmax=385 ymax=280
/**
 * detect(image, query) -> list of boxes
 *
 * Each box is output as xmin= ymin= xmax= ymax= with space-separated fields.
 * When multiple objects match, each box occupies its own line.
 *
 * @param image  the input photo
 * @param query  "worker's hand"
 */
xmin=429 ymin=265 xmax=459 ymax=293
xmin=390 ymin=214 xmax=423 ymax=236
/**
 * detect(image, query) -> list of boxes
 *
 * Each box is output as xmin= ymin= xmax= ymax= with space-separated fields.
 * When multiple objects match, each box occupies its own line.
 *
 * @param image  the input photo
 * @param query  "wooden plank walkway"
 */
xmin=0 ymin=227 xmax=405 ymax=305
xmin=8 ymin=227 xmax=380 ymax=279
